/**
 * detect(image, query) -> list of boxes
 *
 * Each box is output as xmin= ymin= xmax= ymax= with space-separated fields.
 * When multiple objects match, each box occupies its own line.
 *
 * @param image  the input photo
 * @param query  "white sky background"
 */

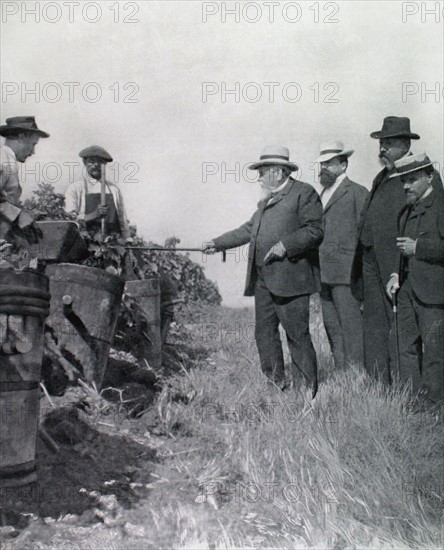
xmin=1 ymin=0 xmax=443 ymax=306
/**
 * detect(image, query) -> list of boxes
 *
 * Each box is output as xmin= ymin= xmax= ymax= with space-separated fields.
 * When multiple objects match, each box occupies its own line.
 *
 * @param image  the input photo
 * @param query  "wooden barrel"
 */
xmin=46 ymin=264 xmax=124 ymax=389
xmin=124 ymin=279 xmax=161 ymax=368
xmin=19 ymin=221 xmax=88 ymax=263
xmin=0 ymin=270 xmax=50 ymax=487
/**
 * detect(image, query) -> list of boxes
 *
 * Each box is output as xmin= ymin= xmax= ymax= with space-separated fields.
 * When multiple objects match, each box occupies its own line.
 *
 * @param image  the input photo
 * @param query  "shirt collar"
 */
xmin=335 ymin=173 xmax=347 ymax=185
xmin=85 ymin=174 xmax=101 ymax=185
xmin=270 ymin=176 xmax=290 ymax=195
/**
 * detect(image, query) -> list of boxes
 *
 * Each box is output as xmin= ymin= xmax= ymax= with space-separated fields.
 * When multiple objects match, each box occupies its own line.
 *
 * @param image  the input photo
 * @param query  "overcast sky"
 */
xmin=1 ymin=0 xmax=443 ymax=306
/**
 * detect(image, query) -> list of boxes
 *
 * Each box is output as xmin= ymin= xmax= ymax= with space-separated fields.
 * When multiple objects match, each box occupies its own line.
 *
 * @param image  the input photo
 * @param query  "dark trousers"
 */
xmin=320 ymin=283 xmax=364 ymax=369
xmin=362 ymin=247 xmax=393 ymax=383
xmin=390 ymin=279 xmax=444 ymax=404
xmin=254 ymin=268 xmax=317 ymax=388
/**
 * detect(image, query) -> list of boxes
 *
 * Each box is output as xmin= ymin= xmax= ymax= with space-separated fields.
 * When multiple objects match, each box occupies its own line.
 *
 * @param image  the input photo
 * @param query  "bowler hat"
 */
xmin=0 ymin=116 xmax=50 ymax=138
xmin=316 ymin=140 xmax=354 ymax=163
xmin=390 ymin=152 xmax=433 ymax=178
xmin=248 ymin=145 xmax=298 ymax=171
xmin=370 ymin=116 xmax=420 ymax=140
xmin=79 ymin=145 xmax=113 ymax=162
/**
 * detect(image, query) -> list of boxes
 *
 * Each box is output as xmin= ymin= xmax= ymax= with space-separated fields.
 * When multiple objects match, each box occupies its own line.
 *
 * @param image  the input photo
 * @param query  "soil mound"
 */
xmin=0 ymin=407 xmax=156 ymax=522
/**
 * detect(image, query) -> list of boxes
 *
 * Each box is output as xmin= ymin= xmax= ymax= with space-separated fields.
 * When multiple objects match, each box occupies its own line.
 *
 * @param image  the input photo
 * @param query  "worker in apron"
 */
xmin=65 ymin=145 xmax=130 ymax=239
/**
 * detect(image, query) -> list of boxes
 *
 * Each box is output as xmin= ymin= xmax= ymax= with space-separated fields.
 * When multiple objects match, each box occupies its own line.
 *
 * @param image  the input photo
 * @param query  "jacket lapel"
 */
xmin=263 ymin=178 xmax=293 ymax=209
xmin=411 ymin=191 xmax=435 ymax=217
xmin=323 ymin=177 xmax=351 ymax=213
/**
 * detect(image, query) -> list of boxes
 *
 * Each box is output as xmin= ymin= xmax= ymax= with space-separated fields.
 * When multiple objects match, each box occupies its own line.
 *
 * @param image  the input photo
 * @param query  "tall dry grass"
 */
xmin=5 ymin=303 xmax=442 ymax=550
xmin=145 ymin=303 xmax=443 ymax=549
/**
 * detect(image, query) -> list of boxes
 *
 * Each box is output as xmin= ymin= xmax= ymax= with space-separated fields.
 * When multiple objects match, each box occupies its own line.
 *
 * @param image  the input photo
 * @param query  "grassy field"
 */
xmin=2 ymin=301 xmax=443 ymax=549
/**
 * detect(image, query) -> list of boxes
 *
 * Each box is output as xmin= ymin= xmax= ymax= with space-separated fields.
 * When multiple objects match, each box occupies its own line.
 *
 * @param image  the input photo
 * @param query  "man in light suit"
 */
xmin=317 ymin=141 xmax=368 ymax=369
xmin=204 ymin=146 xmax=323 ymax=398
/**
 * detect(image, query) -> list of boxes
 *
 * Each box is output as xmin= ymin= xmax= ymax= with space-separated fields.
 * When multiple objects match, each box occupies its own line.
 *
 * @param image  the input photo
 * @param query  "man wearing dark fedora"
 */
xmin=351 ymin=116 xmax=419 ymax=383
xmin=317 ymin=141 xmax=368 ymax=369
xmin=0 ymin=116 xmax=49 ymax=243
xmin=388 ymin=153 xmax=444 ymax=405
xmin=64 ymin=145 xmax=130 ymax=239
xmin=204 ymin=146 xmax=323 ymax=398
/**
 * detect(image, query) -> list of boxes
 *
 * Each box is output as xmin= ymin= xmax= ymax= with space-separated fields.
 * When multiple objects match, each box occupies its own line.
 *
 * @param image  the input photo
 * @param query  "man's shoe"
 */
xmin=311 ymin=377 xmax=318 ymax=400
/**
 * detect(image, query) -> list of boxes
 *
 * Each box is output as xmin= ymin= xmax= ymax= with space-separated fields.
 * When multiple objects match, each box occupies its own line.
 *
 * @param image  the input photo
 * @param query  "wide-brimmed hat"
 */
xmin=248 ymin=145 xmax=298 ymax=171
xmin=316 ymin=141 xmax=354 ymax=163
xmin=370 ymin=116 xmax=420 ymax=140
xmin=0 ymin=116 xmax=50 ymax=138
xmin=390 ymin=152 xmax=433 ymax=178
xmin=79 ymin=145 xmax=113 ymax=162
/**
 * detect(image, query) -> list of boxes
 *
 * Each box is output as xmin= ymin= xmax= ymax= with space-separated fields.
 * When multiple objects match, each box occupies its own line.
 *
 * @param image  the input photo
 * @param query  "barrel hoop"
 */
xmin=0 ymin=296 xmax=50 ymax=308
xmin=50 ymin=278 xmax=124 ymax=297
xmin=0 ymin=461 xmax=36 ymax=477
xmin=0 ymin=305 xmax=50 ymax=318
xmin=0 ymin=287 xmax=51 ymax=301
xmin=0 ymin=381 xmax=39 ymax=391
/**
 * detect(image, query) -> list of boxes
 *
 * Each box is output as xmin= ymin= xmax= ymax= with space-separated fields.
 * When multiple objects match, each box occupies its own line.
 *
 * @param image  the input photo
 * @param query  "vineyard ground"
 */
xmin=1 ymin=299 xmax=443 ymax=549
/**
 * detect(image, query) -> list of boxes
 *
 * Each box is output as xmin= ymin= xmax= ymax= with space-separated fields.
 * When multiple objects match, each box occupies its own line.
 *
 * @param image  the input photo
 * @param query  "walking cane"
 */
xmin=100 ymin=162 xmax=106 ymax=238
xmin=391 ymin=286 xmax=401 ymax=381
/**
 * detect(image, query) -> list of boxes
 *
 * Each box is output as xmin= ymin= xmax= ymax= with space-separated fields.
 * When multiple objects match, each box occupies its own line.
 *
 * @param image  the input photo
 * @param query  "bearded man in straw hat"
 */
xmin=0 ymin=116 xmax=49 ymax=243
xmin=388 ymin=153 xmax=444 ymax=405
xmin=204 ymin=146 xmax=323 ymax=398
xmin=317 ymin=141 xmax=368 ymax=369
xmin=351 ymin=116 xmax=421 ymax=383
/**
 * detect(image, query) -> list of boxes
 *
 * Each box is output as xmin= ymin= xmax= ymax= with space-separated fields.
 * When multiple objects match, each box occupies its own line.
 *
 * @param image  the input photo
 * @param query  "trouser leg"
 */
xmin=276 ymin=293 xmax=318 ymax=390
xmin=415 ymin=294 xmax=444 ymax=404
xmin=331 ymin=284 xmax=364 ymax=367
xmin=362 ymin=248 xmax=392 ymax=383
xmin=320 ymin=283 xmax=345 ymax=369
xmin=390 ymin=280 xmax=422 ymax=392
xmin=254 ymin=275 xmax=285 ymax=384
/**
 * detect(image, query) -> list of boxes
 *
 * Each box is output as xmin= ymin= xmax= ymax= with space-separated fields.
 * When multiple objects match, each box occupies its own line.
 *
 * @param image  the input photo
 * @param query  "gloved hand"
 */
xmin=386 ymin=273 xmax=400 ymax=301
xmin=264 ymin=241 xmax=287 ymax=265
xmin=203 ymin=240 xmax=218 ymax=254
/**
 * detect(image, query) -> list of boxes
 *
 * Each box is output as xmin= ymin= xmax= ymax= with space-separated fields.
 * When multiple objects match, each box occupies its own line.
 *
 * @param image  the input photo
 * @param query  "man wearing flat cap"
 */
xmin=0 ymin=116 xmax=49 ymax=243
xmin=351 ymin=116 xmax=421 ymax=383
xmin=388 ymin=153 xmax=444 ymax=404
xmin=64 ymin=145 xmax=130 ymax=239
xmin=204 ymin=146 xmax=323 ymax=397
xmin=317 ymin=141 xmax=368 ymax=369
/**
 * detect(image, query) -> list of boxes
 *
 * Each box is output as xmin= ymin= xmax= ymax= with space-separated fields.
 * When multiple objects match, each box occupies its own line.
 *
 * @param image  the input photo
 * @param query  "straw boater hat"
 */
xmin=79 ymin=145 xmax=113 ymax=162
xmin=370 ymin=116 xmax=420 ymax=140
xmin=248 ymin=145 xmax=298 ymax=172
xmin=390 ymin=152 xmax=433 ymax=178
xmin=0 ymin=116 xmax=50 ymax=138
xmin=316 ymin=141 xmax=354 ymax=163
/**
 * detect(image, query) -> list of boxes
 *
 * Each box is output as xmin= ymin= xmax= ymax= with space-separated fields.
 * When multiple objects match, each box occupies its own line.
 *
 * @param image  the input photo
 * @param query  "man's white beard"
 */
xmin=260 ymin=183 xmax=274 ymax=200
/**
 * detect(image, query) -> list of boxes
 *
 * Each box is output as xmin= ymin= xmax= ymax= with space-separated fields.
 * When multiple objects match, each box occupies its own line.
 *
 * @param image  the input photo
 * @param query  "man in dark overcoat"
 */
xmin=204 ymin=146 xmax=323 ymax=398
xmin=388 ymin=153 xmax=444 ymax=404
xmin=317 ymin=141 xmax=368 ymax=368
xmin=351 ymin=116 xmax=420 ymax=383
